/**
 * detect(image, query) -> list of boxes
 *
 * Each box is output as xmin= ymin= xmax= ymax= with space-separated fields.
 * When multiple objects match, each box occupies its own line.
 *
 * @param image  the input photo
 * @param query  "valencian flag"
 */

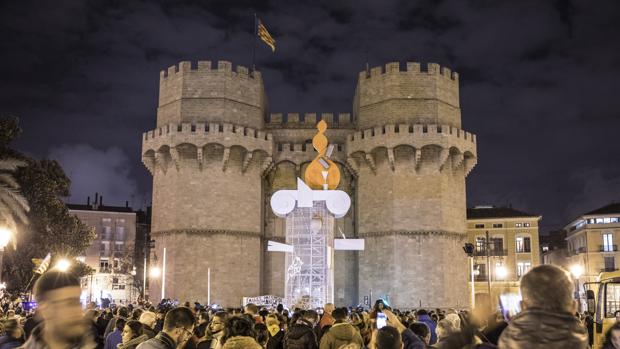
xmin=33 ymin=253 xmax=51 ymax=274
xmin=257 ymin=18 xmax=276 ymax=52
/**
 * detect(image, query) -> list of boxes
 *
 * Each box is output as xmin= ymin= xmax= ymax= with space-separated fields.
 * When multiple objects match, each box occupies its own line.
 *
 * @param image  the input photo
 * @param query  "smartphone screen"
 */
xmin=376 ymin=312 xmax=387 ymax=329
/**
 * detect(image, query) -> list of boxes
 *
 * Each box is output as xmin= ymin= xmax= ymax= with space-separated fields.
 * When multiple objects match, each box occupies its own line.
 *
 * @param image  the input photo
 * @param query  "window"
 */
xmin=100 ymin=259 xmax=109 ymax=269
xmin=493 ymin=223 xmax=503 ymax=228
xmin=604 ymin=233 xmax=614 ymax=252
xmin=517 ymin=262 xmax=532 ymax=277
xmin=114 ymin=242 xmax=124 ymax=252
xmin=490 ymin=237 xmax=504 ymax=254
xmin=474 ymin=264 xmax=487 ymax=280
xmin=597 ymin=218 xmax=605 ymax=224
xmin=475 ymin=237 xmax=486 ymax=253
xmin=523 ymin=223 xmax=531 ymax=227
xmin=102 ymin=218 xmax=111 ymax=224
xmin=515 ymin=223 xmax=522 ymax=227
xmin=605 ymin=256 xmax=616 ymax=272
xmin=516 ymin=237 xmax=531 ymax=253
xmin=116 ymin=226 xmax=125 ymax=240
xmin=475 ymin=224 xmax=485 ymax=229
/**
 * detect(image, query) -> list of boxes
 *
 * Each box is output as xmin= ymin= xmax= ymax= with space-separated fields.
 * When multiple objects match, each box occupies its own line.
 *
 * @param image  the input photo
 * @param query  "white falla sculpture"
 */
xmin=269 ymin=120 xmax=363 ymax=308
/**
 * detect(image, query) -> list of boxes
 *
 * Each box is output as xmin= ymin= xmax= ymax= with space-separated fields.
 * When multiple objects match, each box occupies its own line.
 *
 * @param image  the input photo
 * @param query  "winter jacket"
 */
xmin=319 ymin=323 xmax=364 ymax=349
xmin=401 ymin=328 xmax=426 ymax=349
xmin=221 ymin=336 xmax=262 ymax=349
xmin=284 ymin=320 xmax=318 ymax=349
xmin=142 ymin=326 xmax=156 ymax=340
xmin=498 ymin=308 xmax=589 ymax=349
xmin=318 ymin=314 xmax=334 ymax=330
xmin=416 ymin=315 xmax=437 ymax=345
xmin=136 ymin=332 xmax=176 ymax=349
xmin=118 ymin=335 xmax=149 ymax=349
xmin=105 ymin=331 xmax=123 ymax=349
xmin=19 ymin=323 xmax=97 ymax=349
xmin=266 ymin=329 xmax=284 ymax=349
xmin=105 ymin=317 xmax=125 ymax=340
xmin=196 ymin=331 xmax=224 ymax=349
xmin=0 ymin=336 xmax=22 ymax=349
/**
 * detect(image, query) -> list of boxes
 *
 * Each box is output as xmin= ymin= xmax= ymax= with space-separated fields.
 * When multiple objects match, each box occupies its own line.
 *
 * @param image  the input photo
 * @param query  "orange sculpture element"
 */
xmin=304 ymin=120 xmax=341 ymax=190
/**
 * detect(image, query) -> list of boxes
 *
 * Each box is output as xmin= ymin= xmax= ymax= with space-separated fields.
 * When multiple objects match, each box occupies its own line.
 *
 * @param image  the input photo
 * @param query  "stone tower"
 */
xmin=142 ymin=61 xmax=273 ymax=305
xmin=141 ymin=59 xmax=477 ymax=308
xmin=348 ymin=62 xmax=477 ymax=308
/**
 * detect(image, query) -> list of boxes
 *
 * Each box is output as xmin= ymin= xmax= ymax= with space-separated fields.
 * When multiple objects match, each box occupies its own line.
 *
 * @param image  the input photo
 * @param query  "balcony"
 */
xmin=99 ymin=268 xmax=112 ymax=273
xmin=599 ymin=245 xmax=618 ymax=252
xmin=474 ymin=249 xmax=508 ymax=257
xmin=600 ymin=268 xmax=619 ymax=273
xmin=474 ymin=275 xmax=488 ymax=282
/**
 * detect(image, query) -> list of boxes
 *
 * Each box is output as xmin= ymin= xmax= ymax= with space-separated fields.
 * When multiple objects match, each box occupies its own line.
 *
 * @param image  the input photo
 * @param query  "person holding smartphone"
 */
xmin=368 ymin=310 xmax=425 ymax=349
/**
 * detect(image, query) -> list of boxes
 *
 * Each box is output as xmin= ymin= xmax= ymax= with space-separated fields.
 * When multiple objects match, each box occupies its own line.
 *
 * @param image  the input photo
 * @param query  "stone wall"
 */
xmin=354 ymin=62 xmax=460 ymax=129
xmin=144 ymin=60 xmax=478 ymax=308
xmin=149 ymin=231 xmax=261 ymax=307
xmin=157 ymin=61 xmax=267 ymax=129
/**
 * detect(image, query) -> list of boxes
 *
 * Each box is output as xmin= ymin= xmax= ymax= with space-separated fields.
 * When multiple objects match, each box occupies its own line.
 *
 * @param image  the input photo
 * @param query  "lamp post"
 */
xmin=570 ymin=264 xmax=584 ymax=311
xmin=0 ymin=227 xmax=12 ymax=285
xmin=463 ymin=243 xmax=475 ymax=308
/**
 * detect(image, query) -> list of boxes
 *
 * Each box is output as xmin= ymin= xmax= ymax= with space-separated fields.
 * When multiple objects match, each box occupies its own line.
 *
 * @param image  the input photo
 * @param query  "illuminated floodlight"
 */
xmin=55 ymin=259 xmax=71 ymax=272
xmin=496 ymin=265 xmax=508 ymax=279
xmin=570 ymin=264 xmax=584 ymax=279
xmin=149 ymin=266 xmax=161 ymax=278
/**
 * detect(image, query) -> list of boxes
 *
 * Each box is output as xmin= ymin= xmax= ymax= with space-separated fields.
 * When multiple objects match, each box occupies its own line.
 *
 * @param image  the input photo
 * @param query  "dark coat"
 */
xmin=318 ymin=323 xmax=363 ymax=349
xmin=416 ymin=315 xmax=437 ymax=345
xmin=498 ymin=308 xmax=589 ymax=349
xmin=136 ymin=333 xmax=176 ymax=349
xmin=284 ymin=320 xmax=318 ymax=349
xmin=266 ymin=330 xmax=284 ymax=349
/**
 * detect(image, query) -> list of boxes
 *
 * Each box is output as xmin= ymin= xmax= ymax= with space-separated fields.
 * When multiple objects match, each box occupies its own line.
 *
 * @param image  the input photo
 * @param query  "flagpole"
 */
xmin=252 ymin=13 xmax=258 ymax=73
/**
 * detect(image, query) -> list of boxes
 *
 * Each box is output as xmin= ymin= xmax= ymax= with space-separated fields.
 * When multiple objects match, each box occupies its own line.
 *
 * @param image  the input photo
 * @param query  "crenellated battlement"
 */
xmin=358 ymin=61 xmax=458 ymax=81
xmin=157 ymin=60 xmax=267 ymax=130
xmin=348 ymin=124 xmax=475 ymax=144
xmin=266 ymin=112 xmax=355 ymax=129
xmin=346 ymin=123 xmax=477 ymax=177
xmin=143 ymin=122 xmax=272 ymax=143
xmin=160 ymin=60 xmax=261 ymax=80
xmin=354 ymin=61 xmax=461 ymax=130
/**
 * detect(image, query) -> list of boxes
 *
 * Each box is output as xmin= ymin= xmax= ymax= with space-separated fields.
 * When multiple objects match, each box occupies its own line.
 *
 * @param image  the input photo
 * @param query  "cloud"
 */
xmin=48 ymin=144 xmax=147 ymax=209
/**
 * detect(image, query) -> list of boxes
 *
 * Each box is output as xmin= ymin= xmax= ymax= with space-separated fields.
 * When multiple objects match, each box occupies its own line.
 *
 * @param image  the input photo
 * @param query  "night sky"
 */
xmin=1 ymin=0 xmax=619 ymax=232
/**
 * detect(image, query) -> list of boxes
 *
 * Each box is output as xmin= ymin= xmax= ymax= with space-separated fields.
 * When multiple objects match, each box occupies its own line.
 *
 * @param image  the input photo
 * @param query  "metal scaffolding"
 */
xmin=285 ymin=201 xmax=334 ymax=309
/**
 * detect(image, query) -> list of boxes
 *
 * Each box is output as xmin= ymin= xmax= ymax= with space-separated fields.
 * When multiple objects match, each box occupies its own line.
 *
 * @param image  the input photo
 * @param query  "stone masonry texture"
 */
xmin=142 ymin=60 xmax=477 ymax=308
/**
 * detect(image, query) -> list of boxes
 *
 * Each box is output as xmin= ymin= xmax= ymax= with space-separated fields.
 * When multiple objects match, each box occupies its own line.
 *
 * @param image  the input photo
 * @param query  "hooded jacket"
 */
xmin=220 ymin=336 xmax=262 ymax=349
xmin=498 ymin=308 xmax=589 ymax=349
xmin=319 ymin=323 xmax=364 ymax=349
xmin=284 ymin=320 xmax=318 ymax=349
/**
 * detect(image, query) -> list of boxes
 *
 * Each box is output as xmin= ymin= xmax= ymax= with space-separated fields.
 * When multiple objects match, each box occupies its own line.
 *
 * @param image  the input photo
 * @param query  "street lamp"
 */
xmin=0 ymin=227 xmax=13 ymax=285
xmin=570 ymin=264 xmax=584 ymax=279
xmin=149 ymin=266 xmax=161 ymax=278
xmin=570 ymin=264 xmax=584 ymax=310
xmin=496 ymin=265 xmax=508 ymax=280
xmin=54 ymin=259 xmax=71 ymax=272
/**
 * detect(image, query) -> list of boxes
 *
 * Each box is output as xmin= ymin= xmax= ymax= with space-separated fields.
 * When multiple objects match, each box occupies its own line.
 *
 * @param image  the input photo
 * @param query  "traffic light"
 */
xmin=463 ymin=243 xmax=475 ymax=257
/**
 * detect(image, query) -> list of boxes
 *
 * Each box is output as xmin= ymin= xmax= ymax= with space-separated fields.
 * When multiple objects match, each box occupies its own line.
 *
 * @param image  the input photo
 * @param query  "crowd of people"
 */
xmin=0 ymin=265 xmax=618 ymax=348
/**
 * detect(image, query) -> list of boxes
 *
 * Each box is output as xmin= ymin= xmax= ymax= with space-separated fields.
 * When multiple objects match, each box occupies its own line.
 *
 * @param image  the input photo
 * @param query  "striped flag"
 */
xmin=34 ymin=253 xmax=51 ymax=274
xmin=257 ymin=19 xmax=276 ymax=52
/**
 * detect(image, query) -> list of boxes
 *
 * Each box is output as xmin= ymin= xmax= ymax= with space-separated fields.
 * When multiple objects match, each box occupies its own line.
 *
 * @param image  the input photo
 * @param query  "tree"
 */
xmin=0 ymin=116 xmax=96 ymax=291
xmin=0 ymin=116 xmax=29 ymax=231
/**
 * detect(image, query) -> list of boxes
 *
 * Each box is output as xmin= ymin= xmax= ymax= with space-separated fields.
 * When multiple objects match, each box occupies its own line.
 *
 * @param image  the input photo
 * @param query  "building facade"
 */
xmin=466 ymin=206 xmax=541 ymax=303
xmin=68 ymin=195 xmax=139 ymax=305
xmin=565 ymin=203 xmax=620 ymax=307
xmin=142 ymin=60 xmax=478 ymax=308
